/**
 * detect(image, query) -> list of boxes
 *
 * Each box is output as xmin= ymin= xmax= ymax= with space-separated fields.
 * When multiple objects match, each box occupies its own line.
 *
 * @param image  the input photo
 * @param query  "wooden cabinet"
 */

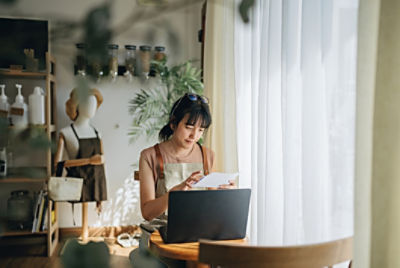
xmin=0 ymin=53 xmax=59 ymax=257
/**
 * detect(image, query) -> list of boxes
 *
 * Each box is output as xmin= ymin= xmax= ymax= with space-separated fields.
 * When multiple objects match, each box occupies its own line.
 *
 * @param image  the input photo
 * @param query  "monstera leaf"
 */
xmin=128 ymin=59 xmax=203 ymax=142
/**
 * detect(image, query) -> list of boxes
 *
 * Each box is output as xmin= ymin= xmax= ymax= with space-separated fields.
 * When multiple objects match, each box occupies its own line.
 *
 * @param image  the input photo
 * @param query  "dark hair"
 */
xmin=159 ymin=94 xmax=212 ymax=141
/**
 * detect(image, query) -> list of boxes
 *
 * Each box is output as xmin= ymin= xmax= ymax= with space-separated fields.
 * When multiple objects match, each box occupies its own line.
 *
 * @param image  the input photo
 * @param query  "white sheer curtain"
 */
xmin=203 ymin=0 xmax=238 ymax=174
xmin=235 ymin=0 xmax=358 ymax=245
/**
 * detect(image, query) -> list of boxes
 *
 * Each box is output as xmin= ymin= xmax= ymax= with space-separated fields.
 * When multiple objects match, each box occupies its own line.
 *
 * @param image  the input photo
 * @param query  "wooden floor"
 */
xmin=0 ymin=238 xmax=133 ymax=268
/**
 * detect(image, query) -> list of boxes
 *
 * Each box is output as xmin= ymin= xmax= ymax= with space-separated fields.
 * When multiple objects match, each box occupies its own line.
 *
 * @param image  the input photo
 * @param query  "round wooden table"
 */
xmin=149 ymin=230 xmax=246 ymax=268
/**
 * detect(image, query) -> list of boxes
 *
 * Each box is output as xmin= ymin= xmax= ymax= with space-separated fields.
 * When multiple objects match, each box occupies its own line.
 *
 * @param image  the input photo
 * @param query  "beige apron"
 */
xmin=156 ymin=162 xmax=204 ymax=197
xmin=153 ymin=143 xmax=209 ymax=217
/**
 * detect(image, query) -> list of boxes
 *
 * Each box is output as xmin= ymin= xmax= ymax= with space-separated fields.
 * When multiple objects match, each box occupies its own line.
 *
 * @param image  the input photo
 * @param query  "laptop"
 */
xmin=159 ymin=188 xmax=251 ymax=243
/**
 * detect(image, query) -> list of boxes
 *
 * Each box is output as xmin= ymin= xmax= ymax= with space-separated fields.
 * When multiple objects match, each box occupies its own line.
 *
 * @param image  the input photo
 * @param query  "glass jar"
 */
xmin=150 ymin=46 xmax=166 ymax=77
xmin=91 ymin=58 xmax=104 ymax=79
xmin=108 ymin=44 xmax=119 ymax=78
xmin=76 ymin=43 xmax=87 ymax=76
xmin=139 ymin=45 xmax=151 ymax=77
xmin=124 ymin=45 xmax=136 ymax=77
xmin=154 ymin=46 xmax=166 ymax=61
xmin=7 ymin=190 xmax=33 ymax=230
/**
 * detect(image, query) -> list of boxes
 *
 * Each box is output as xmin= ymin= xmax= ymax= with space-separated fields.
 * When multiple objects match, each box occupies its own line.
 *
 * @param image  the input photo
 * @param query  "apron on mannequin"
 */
xmin=66 ymin=124 xmax=107 ymax=217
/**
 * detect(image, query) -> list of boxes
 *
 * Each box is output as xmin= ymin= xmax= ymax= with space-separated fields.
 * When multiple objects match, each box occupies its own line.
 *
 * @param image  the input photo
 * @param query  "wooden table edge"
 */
xmin=149 ymin=230 xmax=247 ymax=262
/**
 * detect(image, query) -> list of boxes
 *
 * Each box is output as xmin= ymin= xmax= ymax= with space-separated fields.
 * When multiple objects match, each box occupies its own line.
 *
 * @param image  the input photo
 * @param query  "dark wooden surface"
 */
xmin=0 ymin=238 xmax=132 ymax=268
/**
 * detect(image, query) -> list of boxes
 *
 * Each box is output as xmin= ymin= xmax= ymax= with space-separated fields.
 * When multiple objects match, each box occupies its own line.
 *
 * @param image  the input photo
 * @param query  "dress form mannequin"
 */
xmin=54 ymin=90 xmax=106 ymax=242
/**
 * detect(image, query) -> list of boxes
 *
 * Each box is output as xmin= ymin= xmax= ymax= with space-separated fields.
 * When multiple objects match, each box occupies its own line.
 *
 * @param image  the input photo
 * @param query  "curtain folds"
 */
xmin=356 ymin=0 xmax=400 ymax=267
xmin=235 ymin=0 xmax=357 ymax=245
xmin=203 ymin=0 xmax=238 ymax=174
xmin=204 ymin=0 xmax=357 ymax=248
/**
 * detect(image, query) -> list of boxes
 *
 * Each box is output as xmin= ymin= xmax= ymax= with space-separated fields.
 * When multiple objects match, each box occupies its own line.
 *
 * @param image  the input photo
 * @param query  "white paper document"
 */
xmin=193 ymin=172 xmax=239 ymax=188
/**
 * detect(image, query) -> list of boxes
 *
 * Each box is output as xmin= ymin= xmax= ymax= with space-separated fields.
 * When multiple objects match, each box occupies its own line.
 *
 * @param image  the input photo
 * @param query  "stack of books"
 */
xmin=32 ymin=189 xmax=49 ymax=232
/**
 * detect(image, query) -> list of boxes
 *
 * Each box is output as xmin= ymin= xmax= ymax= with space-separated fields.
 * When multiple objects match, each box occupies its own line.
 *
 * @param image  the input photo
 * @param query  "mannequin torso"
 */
xmin=54 ymin=92 xmax=107 ymax=241
xmin=59 ymin=95 xmax=101 ymax=161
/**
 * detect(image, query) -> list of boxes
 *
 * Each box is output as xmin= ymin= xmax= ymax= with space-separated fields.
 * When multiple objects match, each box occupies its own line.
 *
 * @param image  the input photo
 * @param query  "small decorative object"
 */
xmin=7 ymin=190 xmax=33 ymax=230
xmin=107 ymin=44 xmax=119 ymax=80
xmin=76 ymin=43 xmax=87 ymax=76
xmin=24 ymin=48 xmax=39 ymax=72
xmin=9 ymin=65 xmax=23 ymax=71
xmin=124 ymin=45 xmax=136 ymax=80
xmin=139 ymin=45 xmax=151 ymax=78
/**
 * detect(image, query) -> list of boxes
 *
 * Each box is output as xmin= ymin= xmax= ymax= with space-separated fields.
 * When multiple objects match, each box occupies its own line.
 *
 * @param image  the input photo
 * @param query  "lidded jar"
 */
xmin=154 ymin=46 xmax=166 ymax=61
xmin=139 ymin=45 xmax=151 ymax=77
xmin=75 ymin=43 xmax=87 ymax=76
xmin=150 ymin=46 xmax=166 ymax=76
xmin=108 ymin=44 xmax=119 ymax=78
xmin=124 ymin=45 xmax=136 ymax=76
xmin=7 ymin=190 xmax=33 ymax=230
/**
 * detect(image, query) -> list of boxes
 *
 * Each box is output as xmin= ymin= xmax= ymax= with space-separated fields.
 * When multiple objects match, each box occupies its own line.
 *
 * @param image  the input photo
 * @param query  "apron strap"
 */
xmin=154 ymin=143 xmax=209 ymax=179
xmin=92 ymin=126 xmax=99 ymax=139
xmin=70 ymin=124 xmax=80 ymax=140
xmin=154 ymin=144 xmax=165 ymax=180
xmin=199 ymin=144 xmax=209 ymax=175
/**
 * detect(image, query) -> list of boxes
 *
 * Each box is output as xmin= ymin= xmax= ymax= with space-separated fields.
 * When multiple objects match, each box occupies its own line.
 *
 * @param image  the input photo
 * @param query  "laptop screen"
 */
xmin=163 ymin=189 xmax=251 ymax=243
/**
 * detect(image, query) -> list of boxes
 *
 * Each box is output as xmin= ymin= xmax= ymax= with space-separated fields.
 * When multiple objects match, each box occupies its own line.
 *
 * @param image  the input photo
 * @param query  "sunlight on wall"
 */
xmin=95 ymin=172 xmax=143 ymax=227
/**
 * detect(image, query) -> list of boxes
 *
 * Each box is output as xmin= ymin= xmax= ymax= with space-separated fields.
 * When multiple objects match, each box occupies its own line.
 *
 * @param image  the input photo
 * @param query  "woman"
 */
xmin=131 ymin=93 xmax=234 ymax=267
xmin=139 ymin=93 xmax=215 ymax=221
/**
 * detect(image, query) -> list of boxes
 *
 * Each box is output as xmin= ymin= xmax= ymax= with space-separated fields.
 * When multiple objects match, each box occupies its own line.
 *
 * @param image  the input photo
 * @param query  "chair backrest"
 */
xmin=198 ymin=236 xmax=353 ymax=268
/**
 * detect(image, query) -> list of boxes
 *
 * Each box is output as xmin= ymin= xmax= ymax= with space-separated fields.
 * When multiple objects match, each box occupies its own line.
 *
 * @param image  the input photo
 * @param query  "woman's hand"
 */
xmin=207 ymin=180 xmax=237 ymax=190
xmin=169 ymin=171 xmax=203 ymax=192
xmin=218 ymin=180 xmax=237 ymax=189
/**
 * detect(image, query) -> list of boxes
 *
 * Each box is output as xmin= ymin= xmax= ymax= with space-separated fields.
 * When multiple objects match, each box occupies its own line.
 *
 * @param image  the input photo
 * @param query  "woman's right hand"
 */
xmin=169 ymin=171 xmax=203 ymax=192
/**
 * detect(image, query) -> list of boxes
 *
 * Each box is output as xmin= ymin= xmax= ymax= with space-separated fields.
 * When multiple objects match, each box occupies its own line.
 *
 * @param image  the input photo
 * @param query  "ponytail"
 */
xmin=159 ymin=123 xmax=174 ymax=142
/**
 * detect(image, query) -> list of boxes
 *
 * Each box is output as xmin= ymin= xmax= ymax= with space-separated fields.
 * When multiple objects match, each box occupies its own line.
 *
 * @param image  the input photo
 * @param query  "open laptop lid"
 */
xmin=162 ymin=188 xmax=251 ymax=243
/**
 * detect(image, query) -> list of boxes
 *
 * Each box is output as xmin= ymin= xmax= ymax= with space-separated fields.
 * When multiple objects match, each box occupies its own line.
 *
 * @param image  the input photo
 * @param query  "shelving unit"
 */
xmin=0 ymin=53 xmax=59 ymax=257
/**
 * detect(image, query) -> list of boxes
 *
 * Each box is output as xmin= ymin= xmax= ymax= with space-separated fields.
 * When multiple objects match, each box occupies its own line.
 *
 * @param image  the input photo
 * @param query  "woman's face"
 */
xmin=171 ymin=114 xmax=205 ymax=149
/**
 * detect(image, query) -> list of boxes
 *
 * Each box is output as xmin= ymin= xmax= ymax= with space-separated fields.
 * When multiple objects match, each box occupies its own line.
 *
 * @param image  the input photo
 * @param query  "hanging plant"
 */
xmin=128 ymin=58 xmax=203 ymax=142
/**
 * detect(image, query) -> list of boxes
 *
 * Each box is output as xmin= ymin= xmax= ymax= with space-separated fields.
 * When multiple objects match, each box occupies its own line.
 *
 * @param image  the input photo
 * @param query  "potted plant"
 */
xmin=128 ymin=59 xmax=204 ymax=142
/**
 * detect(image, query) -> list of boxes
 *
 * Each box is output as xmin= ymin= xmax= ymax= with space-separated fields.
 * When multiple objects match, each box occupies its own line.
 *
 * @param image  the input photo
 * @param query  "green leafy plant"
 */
xmin=128 ymin=59 xmax=203 ymax=142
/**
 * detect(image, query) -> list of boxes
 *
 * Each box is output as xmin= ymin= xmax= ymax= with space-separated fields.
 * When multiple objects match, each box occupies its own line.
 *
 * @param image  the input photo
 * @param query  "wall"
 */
xmin=0 ymin=0 xmax=202 ymax=227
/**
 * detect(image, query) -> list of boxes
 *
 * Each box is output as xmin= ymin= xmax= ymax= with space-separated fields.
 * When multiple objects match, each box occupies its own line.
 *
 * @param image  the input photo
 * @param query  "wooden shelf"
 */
xmin=0 ymin=178 xmax=46 ymax=183
xmin=5 ymin=167 xmax=47 ymax=180
xmin=7 ymin=124 xmax=55 ymax=131
xmin=0 ymin=52 xmax=58 ymax=257
xmin=1 ymin=230 xmax=47 ymax=237
xmin=0 ymin=69 xmax=47 ymax=78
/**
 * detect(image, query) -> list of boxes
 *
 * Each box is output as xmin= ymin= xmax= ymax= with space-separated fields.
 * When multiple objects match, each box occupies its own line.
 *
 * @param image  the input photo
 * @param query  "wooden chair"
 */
xmin=198 ymin=236 xmax=353 ymax=268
